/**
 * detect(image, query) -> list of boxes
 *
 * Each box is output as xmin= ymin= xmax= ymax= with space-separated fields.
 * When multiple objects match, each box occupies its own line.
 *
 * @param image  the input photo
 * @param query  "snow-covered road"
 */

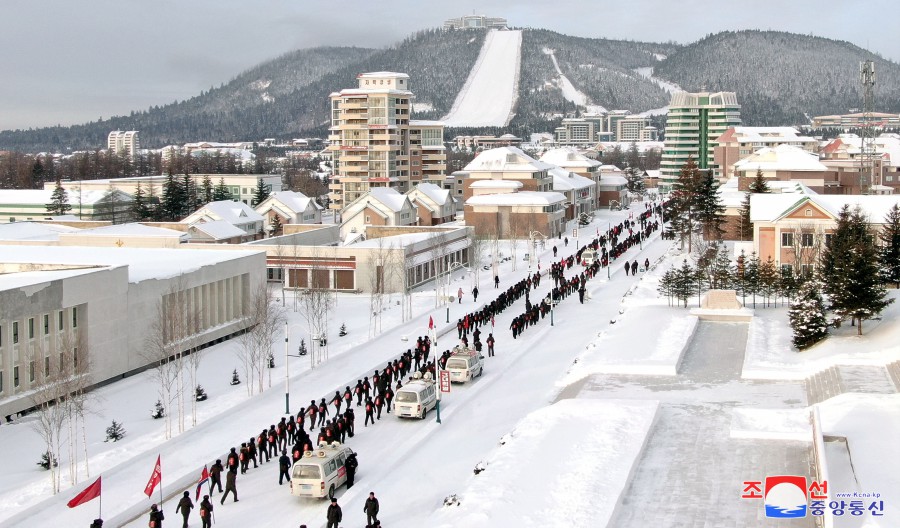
xmin=441 ymin=30 xmax=521 ymax=127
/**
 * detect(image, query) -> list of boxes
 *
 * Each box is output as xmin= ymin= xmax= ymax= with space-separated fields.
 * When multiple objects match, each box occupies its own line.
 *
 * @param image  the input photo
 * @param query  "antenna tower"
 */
xmin=859 ymin=60 xmax=876 ymax=193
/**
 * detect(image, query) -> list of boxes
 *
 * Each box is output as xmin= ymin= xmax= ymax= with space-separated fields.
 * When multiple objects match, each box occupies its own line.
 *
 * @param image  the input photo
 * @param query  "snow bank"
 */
xmin=816 ymin=393 xmax=900 ymax=525
xmin=742 ymin=292 xmax=900 ymax=380
xmin=442 ymin=30 xmax=521 ymax=127
xmin=633 ymin=66 xmax=682 ymax=94
xmin=430 ymin=399 xmax=659 ymax=528
xmin=729 ymin=408 xmax=811 ymax=441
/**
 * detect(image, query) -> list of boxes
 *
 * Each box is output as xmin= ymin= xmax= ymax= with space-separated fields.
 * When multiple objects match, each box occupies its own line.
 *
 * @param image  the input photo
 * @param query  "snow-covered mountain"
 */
xmin=3 ymin=27 xmax=899 ymax=152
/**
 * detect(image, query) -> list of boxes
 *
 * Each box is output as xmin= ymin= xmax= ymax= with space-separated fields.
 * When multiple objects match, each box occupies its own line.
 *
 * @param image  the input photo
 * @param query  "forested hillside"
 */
xmin=3 ymin=27 xmax=899 ymax=152
xmin=655 ymin=30 xmax=900 ymax=124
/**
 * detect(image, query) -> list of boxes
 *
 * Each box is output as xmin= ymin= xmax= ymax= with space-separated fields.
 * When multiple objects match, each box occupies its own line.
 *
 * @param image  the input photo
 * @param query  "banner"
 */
xmin=67 ymin=476 xmax=101 ymax=508
xmin=195 ymin=466 xmax=210 ymax=500
xmin=144 ymin=455 xmax=162 ymax=498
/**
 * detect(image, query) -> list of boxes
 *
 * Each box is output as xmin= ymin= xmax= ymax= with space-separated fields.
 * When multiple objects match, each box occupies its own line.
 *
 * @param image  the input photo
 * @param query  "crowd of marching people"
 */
xmin=139 ymin=200 xmax=668 ymax=528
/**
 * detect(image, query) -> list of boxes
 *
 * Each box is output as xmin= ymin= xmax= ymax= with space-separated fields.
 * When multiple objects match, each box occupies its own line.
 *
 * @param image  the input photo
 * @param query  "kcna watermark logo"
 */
xmin=741 ymin=476 xmax=885 ymax=519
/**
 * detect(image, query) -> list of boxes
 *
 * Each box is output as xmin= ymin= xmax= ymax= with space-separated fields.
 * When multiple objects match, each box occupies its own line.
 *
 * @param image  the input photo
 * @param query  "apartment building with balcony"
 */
xmin=327 ymin=72 xmax=446 ymax=212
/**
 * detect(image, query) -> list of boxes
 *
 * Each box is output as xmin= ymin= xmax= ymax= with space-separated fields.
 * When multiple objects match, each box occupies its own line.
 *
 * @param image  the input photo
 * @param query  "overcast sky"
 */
xmin=3 ymin=0 xmax=898 ymax=131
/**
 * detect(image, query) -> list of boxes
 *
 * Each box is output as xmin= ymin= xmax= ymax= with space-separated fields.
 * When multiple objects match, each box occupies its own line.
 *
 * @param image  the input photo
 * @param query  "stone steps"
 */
xmin=805 ymin=364 xmax=897 ymax=405
xmin=805 ymin=366 xmax=844 ymax=405
xmin=885 ymin=360 xmax=900 ymax=391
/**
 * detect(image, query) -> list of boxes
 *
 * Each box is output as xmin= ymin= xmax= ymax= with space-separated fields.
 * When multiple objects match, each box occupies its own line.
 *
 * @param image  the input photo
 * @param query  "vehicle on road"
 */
xmin=445 ymin=347 xmax=484 ymax=383
xmin=394 ymin=372 xmax=437 ymax=419
xmin=289 ymin=443 xmax=355 ymax=499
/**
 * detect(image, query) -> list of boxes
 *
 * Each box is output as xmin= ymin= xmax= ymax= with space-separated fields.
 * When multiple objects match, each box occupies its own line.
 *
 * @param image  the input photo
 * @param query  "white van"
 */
xmin=289 ymin=442 xmax=355 ymax=499
xmin=446 ymin=347 xmax=484 ymax=383
xmin=581 ymin=249 xmax=596 ymax=266
xmin=394 ymin=372 xmax=437 ymax=419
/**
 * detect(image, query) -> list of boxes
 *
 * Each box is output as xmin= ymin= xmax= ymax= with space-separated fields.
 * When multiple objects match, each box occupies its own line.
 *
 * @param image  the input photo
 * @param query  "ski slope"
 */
xmin=441 ymin=30 xmax=522 ymax=127
xmin=544 ymin=48 xmax=607 ymax=115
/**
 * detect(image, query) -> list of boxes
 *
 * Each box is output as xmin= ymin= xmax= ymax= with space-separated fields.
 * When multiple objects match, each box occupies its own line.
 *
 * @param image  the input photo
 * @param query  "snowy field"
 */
xmin=441 ymin=30 xmax=521 ymax=127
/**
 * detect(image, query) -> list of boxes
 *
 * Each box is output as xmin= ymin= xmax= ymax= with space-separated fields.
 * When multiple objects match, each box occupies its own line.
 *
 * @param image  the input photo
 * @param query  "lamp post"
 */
xmin=528 ymin=230 xmax=546 ymax=271
xmin=442 ymin=261 xmax=466 ymax=323
xmin=284 ymin=321 xmax=309 ymax=415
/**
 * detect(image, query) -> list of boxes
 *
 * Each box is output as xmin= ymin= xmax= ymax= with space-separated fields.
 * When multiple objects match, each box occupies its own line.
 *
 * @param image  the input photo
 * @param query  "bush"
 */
xmin=105 ymin=420 xmax=126 ymax=442
xmin=230 ymin=369 xmax=241 ymax=385
xmin=37 ymin=451 xmax=58 ymax=470
xmin=151 ymin=399 xmax=165 ymax=419
xmin=195 ymin=385 xmax=208 ymax=402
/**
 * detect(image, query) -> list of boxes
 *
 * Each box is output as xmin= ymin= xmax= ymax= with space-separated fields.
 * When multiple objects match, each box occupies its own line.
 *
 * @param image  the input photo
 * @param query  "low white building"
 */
xmin=254 ymin=191 xmax=323 ymax=233
xmin=0 ymin=245 xmax=265 ymax=418
xmin=0 ymin=189 xmax=133 ymax=223
xmin=182 ymin=200 xmax=265 ymax=242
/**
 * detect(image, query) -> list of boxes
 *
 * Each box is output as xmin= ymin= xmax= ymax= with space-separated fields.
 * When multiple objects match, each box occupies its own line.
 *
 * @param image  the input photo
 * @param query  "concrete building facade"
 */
xmin=107 ymin=131 xmax=140 ymax=158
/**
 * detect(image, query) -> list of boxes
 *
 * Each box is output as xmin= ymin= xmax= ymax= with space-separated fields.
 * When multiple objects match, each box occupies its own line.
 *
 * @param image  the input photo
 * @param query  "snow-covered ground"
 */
xmin=441 ymin=30 xmax=522 ymax=127
xmin=633 ymin=66 xmax=682 ymax=116
xmin=543 ymin=48 xmax=607 ymax=115
xmin=742 ymin=293 xmax=900 ymax=380
xmin=430 ymin=399 xmax=659 ymax=528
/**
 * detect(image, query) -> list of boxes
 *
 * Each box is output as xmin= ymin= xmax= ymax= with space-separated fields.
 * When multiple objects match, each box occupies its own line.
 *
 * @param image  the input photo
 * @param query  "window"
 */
xmin=73 ymin=307 xmax=78 ymax=328
xmin=801 ymin=264 xmax=814 ymax=278
xmin=825 ymin=233 xmax=833 ymax=247
xmin=43 ymin=314 xmax=49 ymax=335
xmin=365 ymin=215 xmax=371 ymax=223
xmin=781 ymin=264 xmax=793 ymax=277
xmin=801 ymin=233 xmax=814 ymax=247
xmin=13 ymin=366 xmax=19 ymax=387
xmin=781 ymin=232 xmax=793 ymax=247
xmin=28 ymin=318 xmax=34 ymax=339
xmin=73 ymin=347 xmax=78 ymax=369
xmin=0 ymin=371 xmax=3 ymax=392
xmin=805 ymin=208 xmax=812 ymax=217
xmin=13 ymin=322 xmax=18 ymax=344
xmin=44 ymin=357 xmax=50 ymax=377
xmin=58 ymin=311 xmax=64 ymax=331
xmin=29 ymin=361 xmax=35 ymax=383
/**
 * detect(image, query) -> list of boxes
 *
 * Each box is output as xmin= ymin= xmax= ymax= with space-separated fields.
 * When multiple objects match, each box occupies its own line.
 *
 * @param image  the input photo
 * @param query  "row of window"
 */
xmin=0 ymin=309 xmax=76 ymax=347
xmin=781 ymin=232 xmax=834 ymax=248
xmin=0 ymin=348 xmax=78 ymax=394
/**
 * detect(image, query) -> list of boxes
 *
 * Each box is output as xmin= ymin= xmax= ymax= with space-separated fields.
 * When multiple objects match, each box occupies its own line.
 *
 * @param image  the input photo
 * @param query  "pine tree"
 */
xmin=878 ymin=203 xmax=900 ymax=288
xmin=822 ymin=205 xmax=893 ymax=334
xmin=151 ymin=399 xmax=165 ymax=419
xmin=788 ymin=278 xmax=829 ymax=350
xmin=37 ymin=451 xmax=58 ymax=470
xmin=195 ymin=385 xmax=208 ymax=401
xmin=668 ymin=157 xmax=703 ymax=250
xmin=625 ymin=166 xmax=646 ymax=197
xmin=201 ymin=174 xmax=215 ymax=205
xmin=298 ymin=339 xmax=308 ymax=355
xmin=230 ymin=369 xmax=241 ymax=385
xmin=252 ymin=177 xmax=270 ymax=207
xmin=105 ymin=420 xmax=126 ymax=442
xmin=709 ymin=244 xmax=734 ymax=289
xmin=131 ymin=181 xmax=149 ymax=221
xmin=339 ymin=323 xmax=348 ymax=336
xmin=182 ymin=173 xmax=199 ymax=217
xmin=213 ymin=178 xmax=232 ymax=201
xmin=672 ymin=259 xmax=695 ymax=307
xmin=758 ymin=255 xmax=779 ymax=307
xmin=160 ymin=173 xmax=184 ymax=221
xmin=743 ymin=251 xmax=761 ymax=308
xmin=739 ymin=169 xmax=772 ymax=241
xmin=748 ymin=168 xmax=771 ymax=194
xmin=694 ymin=168 xmax=726 ymax=241
xmin=46 ymin=178 xmax=72 ymax=215
xmin=269 ymin=215 xmax=283 ymax=237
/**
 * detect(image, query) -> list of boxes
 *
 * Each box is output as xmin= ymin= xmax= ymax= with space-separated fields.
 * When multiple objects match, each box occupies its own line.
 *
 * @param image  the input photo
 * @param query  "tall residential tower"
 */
xmin=660 ymin=91 xmax=741 ymax=189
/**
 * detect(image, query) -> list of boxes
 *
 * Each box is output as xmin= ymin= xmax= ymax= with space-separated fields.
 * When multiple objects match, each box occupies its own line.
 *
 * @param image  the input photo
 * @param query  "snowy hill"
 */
xmin=4 ymin=27 xmax=900 ymax=151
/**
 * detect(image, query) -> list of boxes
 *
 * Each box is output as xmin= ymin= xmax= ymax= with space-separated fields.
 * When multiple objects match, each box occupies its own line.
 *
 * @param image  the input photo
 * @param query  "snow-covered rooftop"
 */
xmin=540 ymin=147 xmax=602 ymax=168
xmin=734 ymin=144 xmax=827 ymax=172
xmin=184 ymin=200 xmax=264 ymax=225
xmin=367 ymin=187 xmax=410 ymax=213
xmin=750 ymin=193 xmax=900 ymax=223
xmin=409 ymin=120 xmax=445 ymax=127
xmin=464 ymin=146 xmax=555 ymax=173
xmin=72 ymin=223 xmax=187 ymax=239
xmin=717 ymin=126 xmax=815 ymax=144
xmin=469 ymin=180 xmax=523 ymax=189
xmin=188 ymin=219 xmax=246 ymax=240
xmin=466 ymin=191 xmax=566 ymax=206
xmin=598 ymin=175 xmax=628 ymax=186
xmin=0 ymin=222 xmax=80 ymax=241
xmin=0 ymin=189 xmax=127 ymax=205
xmin=550 ymin=167 xmax=595 ymax=191
xmin=409 ymin=182 xmax=451 ymax=206
xmin=718 ymin=177 xmax=814 ymax=208
xmin=0 ymin=245 xmax=262 ymax=283
xmin=258 ymin=191 xmax=319 ymax=215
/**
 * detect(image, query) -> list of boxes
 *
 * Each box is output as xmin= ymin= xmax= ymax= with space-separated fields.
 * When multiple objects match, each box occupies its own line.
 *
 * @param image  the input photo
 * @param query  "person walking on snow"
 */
xmin=148 ymin=504 xmax=164 ymax=528
xmin=364 ymin=492 xmax=380 ymax=527
xmin=631 ymin=260 xmax=638 ymax=275
xmin=472 ymin=286 xmax=479 ymax=302
xmin=209 ymin=459 xmax=224 ymax=494
xmin=278 ymin=449 xmax=291 ymax=485
xmin=326 ymin=498 xmax=342 ymax=528
xmin=221 ymin=470 xmax=238 ymax=504
xmin=199 ymin=496 xmax=213 ymax=528
xmin=458 ymin=287 xmax=464 ymax=303
xmin=176 ymin=491 xmax=193 ymax=528
xmin=486 ymin=333 xmax=495 ymax=357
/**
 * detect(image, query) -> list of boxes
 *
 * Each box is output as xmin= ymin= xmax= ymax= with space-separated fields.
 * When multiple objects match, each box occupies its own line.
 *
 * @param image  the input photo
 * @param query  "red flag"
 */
xmin=428 ymin=316 xmax=434 ymax=330
xmin=144 ymin=455 xmax=161 ymax=498
xmin=195 ymin=466 xmax=210 ymax=500
xmin=67 ymin=476 xmax=101 ymax=508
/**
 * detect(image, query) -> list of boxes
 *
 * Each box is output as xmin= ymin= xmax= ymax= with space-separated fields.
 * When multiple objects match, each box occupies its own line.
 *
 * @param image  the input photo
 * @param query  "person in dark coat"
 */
xmin=472 ymin=286 xmax=479 ymax=302
xmin=364 ymin=492 xmax=380 ymax=527
xmin=176 ymin=491 xmax=193 ymax=528
xmin=364 ymin=397 xmax=375 ymax=427
xmin=220 ymin=470 xmax=238 ymax=504
xmin=578 ymin=283 xmax=586 ymax=304
xmin=209 ymin=459 xmax=224 ymax=494
xmin=344 ymin=408 xmax=356 ymax=438
xmin=326 ymin=498 xmax=342 ymax=528
xmin=226 ymin=448 xmax=239 ymax=474
xmin=199 ymin=496 xmax=213 ymax=528
xmin=345 ymin=452 xmax=358 ymax=489
xmin=90 ymin=519 xmax=103 ymax=528
xmin=148 ymin=504 xmax=164 ymax=528
xmin=632 ymin=260 xmax=638 ymax=275
xmin=278 ymin=449 xmax=292 ymax=485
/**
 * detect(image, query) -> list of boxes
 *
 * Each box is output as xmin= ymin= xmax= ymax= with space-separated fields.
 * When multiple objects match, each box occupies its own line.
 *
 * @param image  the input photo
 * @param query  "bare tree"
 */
xmin=367 ymin=238 xmax=391 ymax=338
xmin=144 ymin=283 xmax=192 ymax=438
xmin=184 ymin=307 xmax=205 ymax=426
xmin=428 ymin=231 xmax=450 ymax=307
xmin=238 ymin=283 xmax=286 ymax=395
xmin=299 ymin=245 xmax=335 ymax=368
xmin=786 ymin=221 xmax=826 ymax=278
xmin=467 ymin=229 xmax=487 ymax=290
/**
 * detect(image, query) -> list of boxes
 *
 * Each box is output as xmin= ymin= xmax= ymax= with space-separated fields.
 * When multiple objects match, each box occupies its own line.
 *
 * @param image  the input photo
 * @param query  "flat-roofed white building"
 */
xmin=0 ymin=245 xmax=265 ymax=418
xmin=0 ymin=189 xmax=133 ymax=223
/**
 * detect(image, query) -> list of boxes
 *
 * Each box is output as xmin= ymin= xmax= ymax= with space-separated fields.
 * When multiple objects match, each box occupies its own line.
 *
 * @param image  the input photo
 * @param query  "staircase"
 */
xmin=805 ymin=364 xmax=896 ymax=405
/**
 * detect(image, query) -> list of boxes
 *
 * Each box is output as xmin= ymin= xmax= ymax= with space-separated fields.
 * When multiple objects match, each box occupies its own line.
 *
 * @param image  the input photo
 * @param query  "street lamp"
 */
xmin=528 ymin=230 xmax=546 ymax=271
xmin=283 ymin=321 xmax=310 ymax=415
xmin=442 ymin=261 xmax=467 ymax=323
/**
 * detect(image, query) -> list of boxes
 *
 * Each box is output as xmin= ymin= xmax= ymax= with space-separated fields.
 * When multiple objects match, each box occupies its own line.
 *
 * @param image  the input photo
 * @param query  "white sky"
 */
xmin=2 ymin=0 xmax=898 ymax=131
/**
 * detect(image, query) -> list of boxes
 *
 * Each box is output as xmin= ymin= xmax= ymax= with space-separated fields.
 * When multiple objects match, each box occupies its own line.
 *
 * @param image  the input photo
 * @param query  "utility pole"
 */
xmin=859 ymin=60 xmax=876 ymax=194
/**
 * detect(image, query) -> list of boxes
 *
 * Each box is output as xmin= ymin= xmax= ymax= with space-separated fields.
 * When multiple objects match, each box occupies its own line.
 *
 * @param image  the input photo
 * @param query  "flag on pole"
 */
xmin=144 ymin=455 xmax=162 ymax=498
xmin=195 ymin=466 xmax=210 ymax=500
xmin=491 ymin=315 xmax=495 ymax=327
xmin=428 ymin=316 xmax=434 ymax=330
xmin=67 ymin=476 xmax=102 ymax=508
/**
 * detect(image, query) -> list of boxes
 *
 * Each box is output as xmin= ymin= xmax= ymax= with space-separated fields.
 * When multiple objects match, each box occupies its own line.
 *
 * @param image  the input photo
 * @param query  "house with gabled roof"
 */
xmin=406 ymin=183 xmax=455 ymax=226
xmin=339 ymin=187 xmax=417 ymax=242
xmin=751 ymin=192 xmax=900 ymax=276
xmin=181 ymin=200 xmax=264 ymax=242
xmin=254 ymin=191 xmax=323 ymax=234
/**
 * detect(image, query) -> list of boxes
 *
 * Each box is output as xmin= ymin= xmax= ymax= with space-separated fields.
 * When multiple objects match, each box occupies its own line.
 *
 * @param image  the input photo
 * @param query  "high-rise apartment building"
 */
xmin=107 ymin=130 xmax=140 ymax=158
xmin=660 ymin=92 xmax=741 ymax=190
xmin=327 ymin=72 xmax=446 ymax=211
